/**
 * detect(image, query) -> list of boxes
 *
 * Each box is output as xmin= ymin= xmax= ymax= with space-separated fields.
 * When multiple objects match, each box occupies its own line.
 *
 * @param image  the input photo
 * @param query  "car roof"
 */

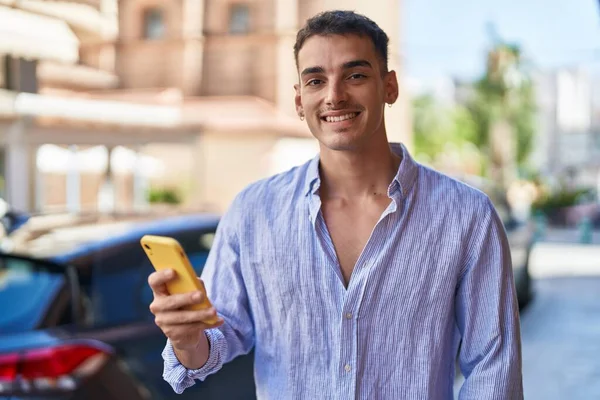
xmin=19 ymin=213 xmax=220 ymax=262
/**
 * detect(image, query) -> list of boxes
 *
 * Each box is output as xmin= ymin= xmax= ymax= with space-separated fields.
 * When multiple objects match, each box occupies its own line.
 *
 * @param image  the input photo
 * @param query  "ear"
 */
xmin=294 ymin=83 xmax=304 ymax=118
xmin=383 ymin=70 xmax=399 ymax=106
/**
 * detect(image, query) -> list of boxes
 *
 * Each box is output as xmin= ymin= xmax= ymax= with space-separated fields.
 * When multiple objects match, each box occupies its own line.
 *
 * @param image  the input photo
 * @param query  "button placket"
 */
xmin=340 ymin=288 xmax=357 ymax=390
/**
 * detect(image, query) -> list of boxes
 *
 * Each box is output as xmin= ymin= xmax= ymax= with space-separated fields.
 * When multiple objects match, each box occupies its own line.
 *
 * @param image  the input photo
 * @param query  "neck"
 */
xmin=318 ymin=139 xmax=402 ymax=200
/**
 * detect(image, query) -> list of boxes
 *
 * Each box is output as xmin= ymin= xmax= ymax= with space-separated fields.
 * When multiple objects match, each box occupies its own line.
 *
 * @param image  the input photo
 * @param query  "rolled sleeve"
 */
xmin=161 ymin=328 xmax=227 ymax=393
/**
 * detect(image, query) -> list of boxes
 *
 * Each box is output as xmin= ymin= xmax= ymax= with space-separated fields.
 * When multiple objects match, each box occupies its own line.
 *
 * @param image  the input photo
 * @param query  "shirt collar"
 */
xmin=303 ymin=142 xmax=419 ymax=199
xmin=304 ymin=153 xmax=321 ymax=197
xmin=389 ymin=142 xmax=419 ymax=199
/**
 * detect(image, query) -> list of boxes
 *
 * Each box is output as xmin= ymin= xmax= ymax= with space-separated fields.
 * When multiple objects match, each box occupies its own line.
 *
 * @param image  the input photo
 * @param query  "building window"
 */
xmin=229 ymin=4 xmax=250 ymax=34
xmin=143 ymin=8 xmax=165 ymax=40
xmin=0 ymin=56 xmax=6 ymax=89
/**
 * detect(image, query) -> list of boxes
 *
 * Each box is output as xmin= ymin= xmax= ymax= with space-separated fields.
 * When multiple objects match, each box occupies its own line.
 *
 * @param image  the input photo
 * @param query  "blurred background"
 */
xmin=0 ymin=0 xmax=598 ymax=399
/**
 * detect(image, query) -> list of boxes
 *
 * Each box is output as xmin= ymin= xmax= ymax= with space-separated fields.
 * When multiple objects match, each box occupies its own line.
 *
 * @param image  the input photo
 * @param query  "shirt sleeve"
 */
xmin=456 ymin=198 xmax=524 ymax=400
xmin=161 ymin=192 xmax=255 ymax=393
xmin=161 ymin=329 xmax=225 ymax=393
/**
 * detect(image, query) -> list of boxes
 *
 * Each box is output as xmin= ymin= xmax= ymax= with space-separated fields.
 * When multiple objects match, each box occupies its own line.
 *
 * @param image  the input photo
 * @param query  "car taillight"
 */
xmin=0 ymin=353 xmax=19 ymax=381
xmin=0 ymin=341 xmax=112 ymax=395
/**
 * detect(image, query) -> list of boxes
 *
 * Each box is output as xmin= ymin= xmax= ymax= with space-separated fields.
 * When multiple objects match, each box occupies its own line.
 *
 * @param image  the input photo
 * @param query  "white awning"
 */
xmin=13 ymin=92 xmax=181 ymax=127
xmin=0 ymin=6 xmax=79 ymax=63
xmin=37 ymin=144 xmax=165 ymax=176
xmin=0 ymin=89 xmax=182 ymax=128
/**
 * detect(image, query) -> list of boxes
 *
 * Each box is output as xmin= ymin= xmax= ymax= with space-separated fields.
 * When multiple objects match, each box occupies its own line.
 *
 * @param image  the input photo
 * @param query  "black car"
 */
xmin=503 ymin=215 xmax=534 ymax=309
xmin=0 ymin=214 xmax=256 ymax=400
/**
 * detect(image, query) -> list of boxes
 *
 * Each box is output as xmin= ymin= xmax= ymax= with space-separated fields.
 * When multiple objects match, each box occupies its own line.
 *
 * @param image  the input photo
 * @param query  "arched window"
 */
xmin=229 ymin=4 xmax=250 ymax=34
xmin=143 ymin=8 xmax=165 ymax=40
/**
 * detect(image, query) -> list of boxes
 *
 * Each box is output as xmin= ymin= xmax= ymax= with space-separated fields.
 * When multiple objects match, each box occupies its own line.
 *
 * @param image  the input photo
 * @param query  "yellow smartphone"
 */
xmin=140 ymin=234 xmax=219 ymax=324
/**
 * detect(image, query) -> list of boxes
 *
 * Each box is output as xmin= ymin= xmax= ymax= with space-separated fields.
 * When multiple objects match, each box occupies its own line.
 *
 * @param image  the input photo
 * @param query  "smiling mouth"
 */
xmin=321 ymin=112 xmax=360 ymax=123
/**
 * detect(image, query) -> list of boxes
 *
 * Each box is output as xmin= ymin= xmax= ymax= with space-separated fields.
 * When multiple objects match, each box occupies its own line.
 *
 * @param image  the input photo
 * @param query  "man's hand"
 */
xmin=148 ymin=269 xmax=223 ymax=356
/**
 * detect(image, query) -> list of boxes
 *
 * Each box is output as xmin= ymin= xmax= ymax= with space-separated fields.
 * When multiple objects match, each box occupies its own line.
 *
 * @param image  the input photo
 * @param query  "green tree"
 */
xmin=412 ymin=94 xmax=479 ymax=163
xmin=466 ymin=41 xmax=537 ymax=187
xmin=148 ymin=187 xmax=182 ymax=205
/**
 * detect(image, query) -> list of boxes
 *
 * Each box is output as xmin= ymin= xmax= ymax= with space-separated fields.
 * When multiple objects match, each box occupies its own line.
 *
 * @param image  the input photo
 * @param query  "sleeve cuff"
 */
xmin=161 ymin=328 xmax=227 ymax=394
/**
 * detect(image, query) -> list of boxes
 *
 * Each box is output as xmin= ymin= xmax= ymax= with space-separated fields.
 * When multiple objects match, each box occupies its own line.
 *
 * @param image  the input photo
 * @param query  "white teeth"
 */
xmin=324 ymin=113 xmax=357 ymax=123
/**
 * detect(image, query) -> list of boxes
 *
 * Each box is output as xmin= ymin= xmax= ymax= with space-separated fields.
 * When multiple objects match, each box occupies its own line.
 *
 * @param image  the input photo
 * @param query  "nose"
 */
xmin=325 ymin=80 xmax=348 ymax=107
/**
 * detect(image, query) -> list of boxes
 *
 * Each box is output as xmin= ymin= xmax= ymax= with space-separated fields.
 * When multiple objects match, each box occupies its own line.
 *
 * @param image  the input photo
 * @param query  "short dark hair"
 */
xmin=294 ymin=10 xmax=390 ymax=74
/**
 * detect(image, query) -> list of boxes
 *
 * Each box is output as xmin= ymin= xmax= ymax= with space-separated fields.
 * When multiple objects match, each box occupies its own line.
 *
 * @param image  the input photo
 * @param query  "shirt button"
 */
xmin=345 ymin=313 xmax=353 ymax=320
xmin=344 ymin=364 xmax=351 ymax=372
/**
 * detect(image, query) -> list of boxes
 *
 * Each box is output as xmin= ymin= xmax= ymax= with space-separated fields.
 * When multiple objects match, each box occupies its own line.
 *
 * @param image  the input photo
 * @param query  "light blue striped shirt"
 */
xmin=162 ymin=143 xmax=523 ymax=399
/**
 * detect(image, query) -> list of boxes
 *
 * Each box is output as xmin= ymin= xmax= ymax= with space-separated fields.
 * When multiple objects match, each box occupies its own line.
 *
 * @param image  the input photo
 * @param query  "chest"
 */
xmin=321 ymin=198 xmax=391 ymax=286
xmin=242 ymin=204 xmax=465 ymax=334
xmin=243 ymin=206 xmax=463 ymax=353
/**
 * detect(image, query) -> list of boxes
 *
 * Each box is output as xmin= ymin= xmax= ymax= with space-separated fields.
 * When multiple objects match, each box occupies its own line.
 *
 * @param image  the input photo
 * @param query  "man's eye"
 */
xmin=349 ymin=74 xmax=366 ymax=80
xmin=306 ymin=79 xmax=323 ymax=86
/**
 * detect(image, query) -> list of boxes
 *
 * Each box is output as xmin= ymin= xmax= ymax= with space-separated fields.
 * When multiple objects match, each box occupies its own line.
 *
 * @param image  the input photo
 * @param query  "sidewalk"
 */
xmin=454 ymin=277 xmax=600 ymax=399
xmin=455 ymin=227 xmax=600 ymax=399
xmin=529 ymin=228 xmax=600 ymax=279
xmin=519 ymin=277 xmax=600 ymax=400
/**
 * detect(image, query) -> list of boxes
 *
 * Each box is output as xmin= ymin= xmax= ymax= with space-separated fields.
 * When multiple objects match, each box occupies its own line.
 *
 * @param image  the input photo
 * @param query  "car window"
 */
xmin=174 ymin=230 xmax=215 ymax=264
xmin=88 ymin=241 xmax=150 ymax=327
xmin=0 ymin=257 xmax=69 ymax=333
xmin=175 ymin=230 xmax=215 ymax=274
xmin=89 ymin=228 xmax=216 ymax=327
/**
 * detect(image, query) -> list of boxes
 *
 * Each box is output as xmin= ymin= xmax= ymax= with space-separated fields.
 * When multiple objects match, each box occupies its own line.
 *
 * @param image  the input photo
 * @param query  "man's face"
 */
xmin=295 ymin=34 xmax=398 ymax=152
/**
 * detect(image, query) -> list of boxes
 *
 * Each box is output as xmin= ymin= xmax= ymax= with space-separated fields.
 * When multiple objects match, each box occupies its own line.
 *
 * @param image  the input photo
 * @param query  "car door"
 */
xmin=81 ymin=227 xmax=255 ymax=400
xmin=0 ymin=254 xmax=148 ymax=400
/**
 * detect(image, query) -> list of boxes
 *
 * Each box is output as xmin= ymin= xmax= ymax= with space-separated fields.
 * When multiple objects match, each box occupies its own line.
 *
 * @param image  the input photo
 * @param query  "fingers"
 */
xmin=162 ymin=318 xmax=224 ymax=343
xmin=148 ymin=269 xmax=176 ymax=296
xmin=154 ymin=307 xmax=221 ymax=326
xmin=150 ymin=289 xmax=205 ymax=313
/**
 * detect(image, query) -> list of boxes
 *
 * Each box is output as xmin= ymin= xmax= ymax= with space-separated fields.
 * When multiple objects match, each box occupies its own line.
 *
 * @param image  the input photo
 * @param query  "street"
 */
xmin=521 ymin=277 xmax=600 ymax=399
xmin=454 ymin=276 xmax=600 ymax=399
xmin=456 ymin=230 xmax=600 ymax=399
xmin=523 ymin=227 xmax=600 ymax=398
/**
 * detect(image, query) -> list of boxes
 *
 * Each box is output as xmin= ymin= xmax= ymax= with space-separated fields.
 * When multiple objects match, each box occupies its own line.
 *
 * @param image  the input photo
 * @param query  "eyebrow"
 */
xmin=300 ymin=66 xmax=325 ymax=77
xmin=300 ymin=59 xmax=373 ymax=77
xmin=342 ymin=59 xmax=373 ymax=70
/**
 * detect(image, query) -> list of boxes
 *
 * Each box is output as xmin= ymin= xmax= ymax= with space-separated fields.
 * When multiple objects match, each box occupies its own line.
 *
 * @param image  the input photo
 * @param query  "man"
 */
xmin=148 ymin=10 xmax=523 ymax=399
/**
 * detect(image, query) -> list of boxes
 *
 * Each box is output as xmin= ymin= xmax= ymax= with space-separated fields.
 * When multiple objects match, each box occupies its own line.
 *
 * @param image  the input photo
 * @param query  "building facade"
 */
xmin=0 ymin=0 xmax=199 ymax=214
xmin=532 ymin=67 xmax=600 ymax=190
xmin=115 ymin=0 xmax=411 ymax=210
xmin=0 ymin=0 xmax=411 ymax=214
